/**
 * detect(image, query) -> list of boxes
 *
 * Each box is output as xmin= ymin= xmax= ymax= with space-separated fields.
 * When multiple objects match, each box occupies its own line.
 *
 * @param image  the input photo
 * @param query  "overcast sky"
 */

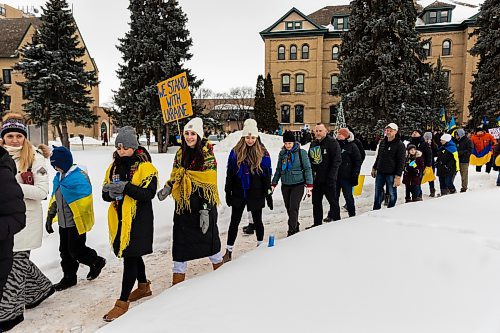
xmin=8 ymin=0 xmax=349 ymax=104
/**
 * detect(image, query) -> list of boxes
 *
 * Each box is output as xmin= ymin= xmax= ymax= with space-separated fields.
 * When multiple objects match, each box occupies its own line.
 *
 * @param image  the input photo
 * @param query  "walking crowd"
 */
xmin=0 ymin=113 xmax=499 ymax=330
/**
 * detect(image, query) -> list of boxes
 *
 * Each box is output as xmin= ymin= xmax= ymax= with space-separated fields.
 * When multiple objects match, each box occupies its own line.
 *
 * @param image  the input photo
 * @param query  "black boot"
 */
xmin=242 ymin=223 xmax=255 ymax=235
xmin=430 ymin=188 xmax=436 ymax=197
xmin=323 ymin=216 xmax=335 ymax=223
xmin=54 ymin=276 xmax=77 ymax=291
xmin=87 ymin=256 xmax=106 ymax=280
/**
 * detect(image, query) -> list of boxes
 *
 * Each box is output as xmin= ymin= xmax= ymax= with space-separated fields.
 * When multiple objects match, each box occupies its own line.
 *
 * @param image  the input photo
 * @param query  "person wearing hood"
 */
xmin=454 ymin=128 xmax=473 ymax=192
xmin=0 ymin=114 xmax=53 ymax=330
xmin=272 ymin=131 xmax=313 ymax=236
xmin=403 ymin=144 xmax=425 ymax=202
xmin=371 ymin=123 xmax=406 ymax=210
xmin=409 ymin=129 xmax=432 ymax=199
xmin=335 ymin=128 xmax=362 ymax=217
xmin=0 ymin=145 xmax=25 ymax=332
xmin=436 ymin=134 xmax=459 ymax=195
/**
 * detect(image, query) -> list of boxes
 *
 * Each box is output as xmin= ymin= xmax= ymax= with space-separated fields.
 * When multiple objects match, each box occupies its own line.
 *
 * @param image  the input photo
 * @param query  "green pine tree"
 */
xmin=253 ymin=75 xmax=265 ymax=129
xmin=338 ymin=0 xmax=431 ymax=136
xmin=14 ymin=0 xmax=98 ymax=148
xmin=261 ymin=73 xmax=279 ymax=133
xmin=0 ymin=79 xmax=7 ymax=116
xmin=114 ymin=0 xmax=202 ymax=152
xmin=428 ymin=57 xmax=458 ymax=130
xmin=468 ymin=0 xmax=500 ymax=128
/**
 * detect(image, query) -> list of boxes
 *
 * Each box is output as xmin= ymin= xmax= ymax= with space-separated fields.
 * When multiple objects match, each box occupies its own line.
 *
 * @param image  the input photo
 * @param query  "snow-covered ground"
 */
xmin=11 ymin=137 xmax=500 ymax=333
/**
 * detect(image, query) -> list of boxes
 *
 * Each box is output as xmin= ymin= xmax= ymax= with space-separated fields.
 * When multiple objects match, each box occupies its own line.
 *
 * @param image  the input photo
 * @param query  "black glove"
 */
xmin=266 ymin=195 xmax=273 ymax=210
xmin=45 ymin=218 xmax=54 ymax=234
xmin=351 ymin=174 xmax=359 ymax=186
xmin=226 ymin=192 xmax=232 ymax=207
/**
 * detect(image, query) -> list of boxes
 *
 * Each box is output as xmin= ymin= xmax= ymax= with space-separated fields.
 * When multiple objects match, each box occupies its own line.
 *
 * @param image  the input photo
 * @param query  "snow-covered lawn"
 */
xmin=11 ymin=136 xmax=500 ymax=332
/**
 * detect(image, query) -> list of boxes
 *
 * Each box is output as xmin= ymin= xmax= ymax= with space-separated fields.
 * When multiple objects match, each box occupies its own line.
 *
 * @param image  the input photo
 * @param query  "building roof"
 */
xmin=0 ymin=17 xmax=40 ymax=57
xmin=307 ymin=5 xmax=351 ymax=26
xmin=423 ymin=1 xmax=457 ymax=9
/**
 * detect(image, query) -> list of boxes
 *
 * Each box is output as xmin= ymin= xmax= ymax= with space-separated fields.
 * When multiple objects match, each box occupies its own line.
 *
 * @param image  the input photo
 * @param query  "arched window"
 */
xmin=290 ymin=45 xmax=297 ymax=60
xmin=301 ymin=44 xmax=309 ymax=59
xmin=278 ymin=45 xmax=285 ymax=60
xmin=330 ymin=75 xmax=339 ymax=93
xmin=423 ymin=42 xmax=431 ymax=57
xmin=442 ymin=40 xmax=451 ymax=56
xmin=332 ymin=45 xmax=340 ymax=60
xmin=281 ymin=105 xmax=291 ymax=123
xmin=295 ymin=74 xmax=304 ymax=93
xmin=295 ymin=105 xmax=304 ymax=124
xmin=281 ymin=74 xmax=290 ymax=93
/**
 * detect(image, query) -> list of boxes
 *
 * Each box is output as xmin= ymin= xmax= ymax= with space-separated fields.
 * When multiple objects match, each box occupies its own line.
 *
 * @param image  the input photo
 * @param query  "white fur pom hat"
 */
xmin=184 ymin=117 xmax=204 ymax=139
xmin=241 ymin=118 xmax=259 ymax=138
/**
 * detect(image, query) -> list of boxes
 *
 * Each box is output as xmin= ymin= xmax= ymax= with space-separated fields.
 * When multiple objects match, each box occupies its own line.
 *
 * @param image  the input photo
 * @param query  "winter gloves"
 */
xmin=200 ymin=209 xmax=210 ymax=234
xmin=45 ymin=218 xmax=54 ymax=234
xmin=157 ymin=184 xmax=172 ymax=201
xmin=266 ymin=194 xmax=273 ymax=210
xmin=103 ymin=181 xmax=128 ymax=199
xmin=45 ymin=201 xmax=57 ymax=234
xmin=225 ymin=192 xmax=232 ymax=207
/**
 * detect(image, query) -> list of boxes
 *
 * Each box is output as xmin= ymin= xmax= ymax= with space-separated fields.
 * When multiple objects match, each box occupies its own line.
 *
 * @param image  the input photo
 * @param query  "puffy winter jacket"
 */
xmin=308 ymin=135 xmax=342 ymax=186
xmin=338 ymin=139 xmax=362 ymax=184
xmin=409 ymin=136 xmax=432 ymax=167
xmin=403 ymin=151 xmax=425 ymax=186
xmin=456 ymin=136 xmax=474 ymax=163
xmin=272 ymin=144 xmax=313 ymax=186
xmin=471 ymin=132 xmax=496 ymax=153
xmin=373 ymin=136 xmax=406 ymax=176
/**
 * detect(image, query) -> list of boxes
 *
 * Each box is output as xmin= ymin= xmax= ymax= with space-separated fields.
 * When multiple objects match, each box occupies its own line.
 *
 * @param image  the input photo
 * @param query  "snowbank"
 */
xmin=214 ymin=131 xmax=284 ymax=153
xmin=49 ymin=136 xmax=103 ymax=146
xmin=99 ymin=185 xmax=500 ymax=333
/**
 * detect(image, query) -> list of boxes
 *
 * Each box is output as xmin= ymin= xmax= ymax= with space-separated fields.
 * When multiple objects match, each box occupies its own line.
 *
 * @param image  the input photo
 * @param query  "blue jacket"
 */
xmin=272 ymin=144 xmax=313 ymax=186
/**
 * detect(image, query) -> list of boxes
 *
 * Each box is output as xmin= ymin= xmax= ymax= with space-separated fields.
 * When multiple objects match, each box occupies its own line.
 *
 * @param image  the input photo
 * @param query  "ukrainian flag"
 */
xmin=447 ymin=116 xmax=457 ymax=136
xmin=496 ymin=115 xmax=500 ymax=127
xmin=49 ymin=166 xmax=94 ymax=235
xmin=439 ymin=106 xmax=446 ymax=126
xmin=470 ymin=144 xmax=493 ymax=166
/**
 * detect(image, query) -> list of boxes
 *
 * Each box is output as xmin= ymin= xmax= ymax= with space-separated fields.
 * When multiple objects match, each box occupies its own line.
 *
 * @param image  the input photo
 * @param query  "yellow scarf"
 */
xmin=104 ymin=161 xmax=158 ymax=258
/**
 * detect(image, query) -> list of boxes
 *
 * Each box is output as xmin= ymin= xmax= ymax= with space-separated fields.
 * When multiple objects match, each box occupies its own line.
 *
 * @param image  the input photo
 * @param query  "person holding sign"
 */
xmin=157 ymin=118 xmax=223 ymax=286
xmin=223 ymin=119 xmax=273 ymax=262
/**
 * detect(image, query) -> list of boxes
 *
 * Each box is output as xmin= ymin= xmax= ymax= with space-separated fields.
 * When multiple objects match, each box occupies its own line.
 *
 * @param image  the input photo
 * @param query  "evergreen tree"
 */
xmin=253 ymin=75 xmax=265 ymax=129
xmin=261 ymin=73 xmax=279 ymax=133
xmin=338 ymin=0 xmax=431 ymax=136
xmin=428 ymin=57 xmax=458 ymax=130
xmin=114 ymin=0 xmax=202 ymax=152
xmin=0 ymin=79 xmax=6 ymax=116
xmin=14 ymin=0 xmax=98 ymax=148
xmin=468 ymin=0 xmax=500 ymax=128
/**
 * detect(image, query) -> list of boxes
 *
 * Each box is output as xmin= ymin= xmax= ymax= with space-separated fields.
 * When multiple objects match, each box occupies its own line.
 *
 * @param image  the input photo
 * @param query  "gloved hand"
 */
xmin=45 ymin=218 xmax=54 ymax=234
xmin=351 ymin=174 xmax=359 ymax=186
xmin=266 ymin=195 xmax=273 ymax=210
xmin=104 ymin=181 xmax=128 ymax=194
xmin=393 ymin=175 xmax=402 ymax=187
xmin=157 ymin=184 xmax=172 ymax=201
xmin=306 ymin=187 xmax=313 ymax=197
xmin=225 ymin=192 xmax=232 ymax=207
xmin=200 ymin=210 xmax=210 ymax=234
xmin=109 ymin=191 xmax=123 ymax=200
xmin=371 ymin=168 xmax=377 ymax=178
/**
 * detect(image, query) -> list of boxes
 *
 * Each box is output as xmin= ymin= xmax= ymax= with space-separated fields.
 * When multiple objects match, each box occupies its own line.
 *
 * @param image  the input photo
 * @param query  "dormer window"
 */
xmin=332 ymin=16 xmax=348 ymax=30
xmin=0 ymin=6 xmax=6 ymax=16
xmin=285 ymin=21 xmax=303 ymax=30
xmin=425 ymin=10 xmax=452 ymax=24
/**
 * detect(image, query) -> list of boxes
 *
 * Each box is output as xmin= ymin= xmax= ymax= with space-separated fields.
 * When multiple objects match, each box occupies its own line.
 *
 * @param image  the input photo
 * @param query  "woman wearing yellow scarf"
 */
xmin=157 ymin=117 xmax=222 ymax=286
xmin=101 ymin=126 xmax=158 ymax=322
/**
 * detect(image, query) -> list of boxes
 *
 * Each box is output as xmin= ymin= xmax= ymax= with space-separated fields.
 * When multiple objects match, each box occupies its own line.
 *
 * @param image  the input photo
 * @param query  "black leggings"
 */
xmin=227 ymin=205 xmax=264 ymax=246
xmin=119 ymin=257 xmax=147 ymax=301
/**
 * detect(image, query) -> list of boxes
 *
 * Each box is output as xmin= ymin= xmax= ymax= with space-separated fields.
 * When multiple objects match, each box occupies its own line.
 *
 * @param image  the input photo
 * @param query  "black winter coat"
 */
xmin=338 ymin=140 xmax=362 ymax=184
xmin=436 ymin=146 xmax=457 ymax=178
xmin=373 ymin=136 xmax=406 ymax=176
xmin=103 ymin=150 xmax=156 ymax=257
xmin=0 ymin=146 xmax=26 ymax=296
xmin=308 ymin=135 xmax=342 ymax=186
xmin=409 ymin=136 xmax=432 ymax=167
xmin=456 ymin=136 xmax=473 ymax=163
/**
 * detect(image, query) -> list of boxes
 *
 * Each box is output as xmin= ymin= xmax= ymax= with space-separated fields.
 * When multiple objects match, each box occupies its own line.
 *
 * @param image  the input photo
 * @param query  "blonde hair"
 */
xmin=1 ymin=113 xmax=34 ymax=172
xmin=233 ymin=137 xmax=264 ymax=174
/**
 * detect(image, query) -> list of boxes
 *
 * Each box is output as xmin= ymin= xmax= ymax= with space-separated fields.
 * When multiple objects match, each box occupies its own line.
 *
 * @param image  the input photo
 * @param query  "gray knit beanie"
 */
xmin=115 ymin=126 xmax=139 ymax=150
xmin=423 ymin=132 xmax=433 ymax=141
xmin=456 ymin=128 xmax=466 ymax=138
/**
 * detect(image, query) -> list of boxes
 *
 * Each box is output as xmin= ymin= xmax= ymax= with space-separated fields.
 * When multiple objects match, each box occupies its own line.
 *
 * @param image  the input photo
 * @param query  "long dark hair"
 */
xmin=181 ymin=135 xmax=205 ymax=170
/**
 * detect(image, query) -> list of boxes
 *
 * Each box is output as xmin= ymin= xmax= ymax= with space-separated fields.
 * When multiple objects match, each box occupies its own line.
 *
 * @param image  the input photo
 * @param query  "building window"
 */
xmin=281 ymin=74 xmax=290 ymax=93
xmin=290 ymin=45 xmax=297 ymax=60
xmin=332 ymin=45 xmax=340 ymax=60
xmin=4 ymin=96 xmax=11 ymax=111
xmin=0 ymin=7 xmax=5 ymax=16
xmin=423 ymin=42 xmax=431 ymax=56
xmin=22 ymin=85 xmax=29 ymax=100
xmin=442 ymin=40 xmax=451 ymax=56
xmin=294 ymin=21 xmax=302 ymax=30
xmin=330 ymin=75 xmax=339 ymax=93
xmin=329 ymin=105 xmax=338 ymax=124
xmin=439 ymin=10 xmax=449 ymax=23
xmin=285 ymin=21 xmax=302 ymax=30
xmin=332 ymin=16 xmax=347 ymax=30
xmin=281 ymin=105 xmax=290 ymax=123
xmin=428 ymin=11 xmax=437 ymax=24
xmin=278 ymin=45 xmax=285 ymax=60
xmin=286 ymin=22 xmax=294 ymax=30
xmin=301 ymin=44 xmax=309 ymax=59
xmin=295 ymin=74 xmax=304 ymax=93
xmin=443 ymin=70 xmax=451 ymax=86
xmin=2 ymin=69 xmax=12 ymax=84
xmin=295 ymin=105 xmax=304 ymax=124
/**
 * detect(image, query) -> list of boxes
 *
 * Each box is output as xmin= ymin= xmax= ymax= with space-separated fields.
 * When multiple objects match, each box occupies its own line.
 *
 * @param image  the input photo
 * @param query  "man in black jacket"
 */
xmin=308 ymin=123 xmax=342 ymax=228
xmin=454 ymin=128 xmax=473 ymax=192
xmin=409 ymin=129 xmax=432 ymax=200
xmin=0 ymin=146 xmax=26 ymax=301
xmin=371 ymin=123 xmax=406 ymax=210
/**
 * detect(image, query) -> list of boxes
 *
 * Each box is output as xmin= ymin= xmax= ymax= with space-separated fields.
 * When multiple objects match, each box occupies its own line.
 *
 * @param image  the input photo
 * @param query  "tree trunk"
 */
xmin=61 ymin=122 xmax=70 ymax=149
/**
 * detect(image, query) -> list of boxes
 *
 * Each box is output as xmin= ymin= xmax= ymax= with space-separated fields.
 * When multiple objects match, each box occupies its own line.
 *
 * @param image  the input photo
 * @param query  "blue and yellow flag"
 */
xmin=483 ymin=116 xmax=489 ymax=127
xmin=470 ymin=144 xmax=493 ymax=166
xmin=439 ymin=106 xmax=446 ymax=126
xmin=49 ymin=166 xmax=94 ymax=235
xmin=496 ymin=115 xmax=500 ymax=127
xmin=443 ymin=141 xmax=460 ymax=172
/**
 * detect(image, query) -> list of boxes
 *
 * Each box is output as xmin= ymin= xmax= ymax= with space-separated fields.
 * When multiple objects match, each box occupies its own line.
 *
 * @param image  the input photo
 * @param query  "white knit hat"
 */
xmin=440 ymin=133 xmax=452 ymax=142
xmin=184 ymin=117 xmax=204 ymax=139
xmin=241 ymin=118 xmax=259 ymax=137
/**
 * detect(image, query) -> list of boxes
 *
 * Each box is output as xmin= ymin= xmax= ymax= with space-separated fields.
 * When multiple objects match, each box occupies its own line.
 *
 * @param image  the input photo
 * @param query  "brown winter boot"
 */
xmin=223 ymin=250 xmax=232 ymax=263
xmin=128 ymin=280 xmax=152 ymax=302
xmin=172 ymin=273 xmax=185 ymax=286
xmin=212 ymin=261 xmax=223 ymax=270
xmin=103 ymin=300 xmax=129 ymax=322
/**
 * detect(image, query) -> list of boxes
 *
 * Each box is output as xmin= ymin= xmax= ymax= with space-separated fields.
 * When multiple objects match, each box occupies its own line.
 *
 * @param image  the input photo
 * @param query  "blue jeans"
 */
xmin=373 ymin=173 xmax=397 ymax=210
xmin=439 ymin=175 xmax=456 ymax=192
